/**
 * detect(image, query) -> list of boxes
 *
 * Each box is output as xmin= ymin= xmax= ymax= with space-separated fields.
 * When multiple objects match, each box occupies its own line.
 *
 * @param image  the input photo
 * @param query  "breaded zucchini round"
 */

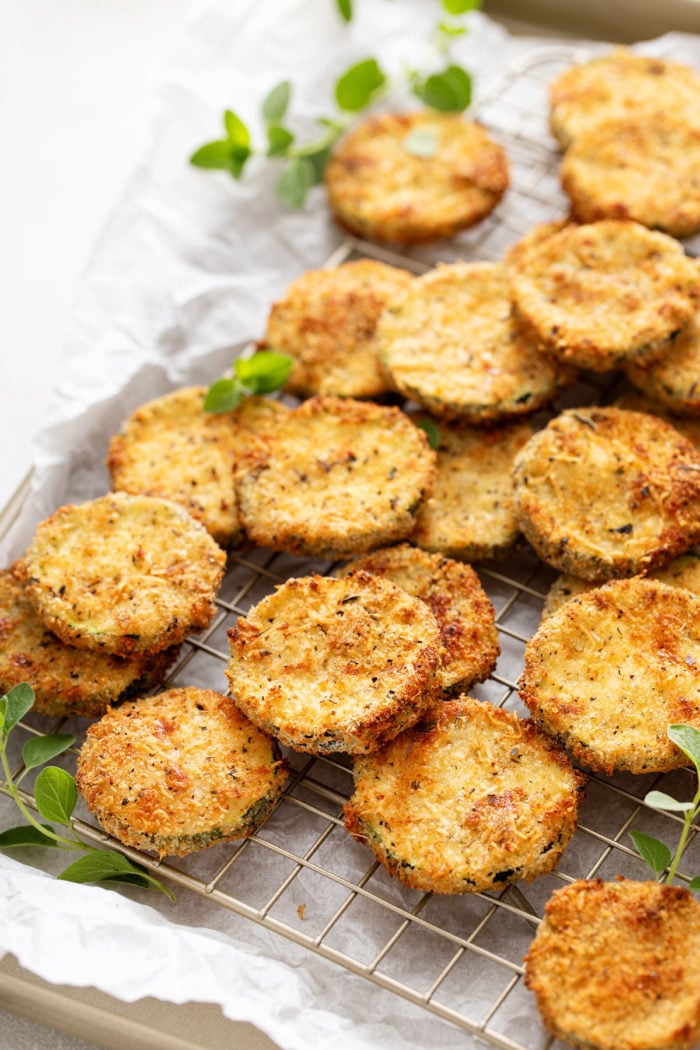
xmin=226 ymin=571 xmax=442 ymax=754
xmin=626 ymin=286 xmax=700 ymax=416
xmin=344 ymin=696 xmax=586 ymax=894
xmin=520 ymin=576 xmax=700 ymax=774
xmin=324 ymin=110 xmax=509 ymax=244
xmin=376 ymin=262 xmax=576 ymax=423
xmin=409 ymin=414 xmax=535 ymax=561
xmin=234 ymin=396 xmax=436 ymax=559
xmin=507 ymin=220 xmax=700 ymax=372
xmin=560 ymin=113 xmax=700 ymax=239
xmin=525 ymin=878 xmax=700 ymax=1050
xmin=23 ymin=492 xmax=226 ymax=656
xmin=503 ymin=219 xmax=575 ymax=270
xmin=107 ymin=388 xmax=287 ymax=547
xmin=543 ymin=551 xmax=700 ymax=619
xmin=260 ymin=259 xmax=413 ymax=399
xmin=615 ymin=389 xmax=700 ymax=450
xmin=0 ymin=563 xmax=179 ymax=719
xmin=549 ymin=47 xmax=700 ymax=149
xmin=337 ymin=544 xmax=499 ymax=694
xmin=76 ymin=687 xmax=287 ymax=857
xmin=512 ymin=406 xmax=700 ymax=581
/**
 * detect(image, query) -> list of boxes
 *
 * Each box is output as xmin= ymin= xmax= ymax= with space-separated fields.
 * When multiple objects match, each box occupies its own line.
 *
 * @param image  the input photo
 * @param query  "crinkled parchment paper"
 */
xmin=2 ymin=3 xmax=700 ymax=1047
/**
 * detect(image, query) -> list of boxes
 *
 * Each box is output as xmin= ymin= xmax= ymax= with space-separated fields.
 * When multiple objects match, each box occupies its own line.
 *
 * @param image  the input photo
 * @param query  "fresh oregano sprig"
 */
xmin=0 ymin=683 xmax=174 ymax=899
xmin=629 ymin=723 xmax=700 ymax=891
xmin=204 ymin=349 xmax=293 ymax=413
xmin=190 ymin=0 xmax=482 ymax=209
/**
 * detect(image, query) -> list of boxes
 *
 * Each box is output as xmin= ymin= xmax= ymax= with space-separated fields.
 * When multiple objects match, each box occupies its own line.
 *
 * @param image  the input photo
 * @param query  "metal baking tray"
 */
xmin=3 ymin=45 xmax=699 ymax=1050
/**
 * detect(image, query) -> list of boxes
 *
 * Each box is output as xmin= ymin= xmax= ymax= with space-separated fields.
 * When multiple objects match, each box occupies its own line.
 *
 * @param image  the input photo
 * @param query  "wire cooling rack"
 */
xmin=5 ymin=44 xmax=700 ymax=1050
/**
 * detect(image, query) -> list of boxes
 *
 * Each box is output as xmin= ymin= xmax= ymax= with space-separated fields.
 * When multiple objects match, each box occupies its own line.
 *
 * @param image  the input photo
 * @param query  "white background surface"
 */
xmin=0 ymin=0 xmax=193 ymax=509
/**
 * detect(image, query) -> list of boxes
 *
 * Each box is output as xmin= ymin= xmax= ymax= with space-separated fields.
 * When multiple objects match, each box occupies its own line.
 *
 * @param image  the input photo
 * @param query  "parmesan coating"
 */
xmin=76 ymin=687 xmax=287 ymax=857
xmin=512 ymin=406 xmax=700 ymax=581
xmin=525 ymin=879 xmax=700 ymax=1050
xmin=107 ymin=388 xmax=287 ymax=547
xmin=338 ymin=544 xmax=499 ymax=693
xmin=23 ymin=492 xmax=226 ymax=656
xmin=549 ymin=47 xmax=700 ymax=149
xmin=410 ymin=414 xmax=534 ymax=561
xmin=614 ymin=389 xmax=700 ymax=449
xmin=260 ymin=259 xmax=413 ymax=399
xmin=234 ymin=396 xmax=436 ymax=559
xmin=560 ymin=113 xmax=700 ymax=239
xmin=542 ymin=551 xmax=700 ymax=619
xmin=376 ymin=261 xmax=576 ymax=423
xmin=226 ymin=571 xmax=442 ymax=754
xmin=0 ymin=563 xmax=179 ymax=719
xmin=324 ymin=110 xmax=509 ymax=244
xmin=507 ymin=220 xmax=700 ymax=372
xmin=520 ymin=577 xmax=700 ymax=774
xmin=345 ymin=696 xmax=585 ymax=894
xmin=626 ymin=278 xmax=700 ymax=415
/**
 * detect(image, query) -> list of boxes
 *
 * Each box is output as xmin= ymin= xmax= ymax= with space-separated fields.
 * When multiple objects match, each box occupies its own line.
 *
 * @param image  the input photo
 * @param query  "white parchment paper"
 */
xmin=2 ymin=4 xmax=700 ymax=1048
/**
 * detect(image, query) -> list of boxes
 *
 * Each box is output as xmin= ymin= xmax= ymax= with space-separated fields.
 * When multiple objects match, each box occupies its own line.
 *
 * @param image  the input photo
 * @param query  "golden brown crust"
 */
xmin=324 ymin=110 xmax=509 ymax=244
xmin=549 ymin=47 xmax=700 ymax=149
xmin=234 ymin=396 xmax=436 ymax=559
xmin=23 ymin=492 xmax=226 ymax=656
xmin=626 ymin=278 xmax=700 ymax=415
xmin=260 ymin=260 xmax=413 ymax=399
xmin=507 ymin=220 xmax=700 ymax=373
xmin=525 ymin=878 xmax=700 ymax=1050
xmin=225 ymin=571 xmax=442 ymax=754
xmin=520 ymin=576 xmax=700 ymax=774
xmin=543 ymin=551 xmax=700 ymax=619
xmin=107 ymin=388 xmax=287 ymax=548
xmin=614 ymin=389 xmax=700 ymax=448
xmin=0 ymin=563 xmax=179 ymax=719
xmin=76 ymin=687 xmax=287 ymax=857
xmin=409 ymin=414 xmax=534 ymax=561
xmin=376 ymin=261 xmax=576 ymax=423
xmin=561 ymin=113 xmax=700 ymax=239
xmin=337 ymin=544 xmax=499 ymax=693
xmin=345 ymin=696 xmax=586 ymax=894
xmin=512 ymin=406 xmax=700 ymax=581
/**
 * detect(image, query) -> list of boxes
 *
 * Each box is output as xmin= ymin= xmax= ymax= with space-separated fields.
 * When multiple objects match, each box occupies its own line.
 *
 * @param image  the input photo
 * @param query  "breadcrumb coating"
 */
xmin=324 ymin=110 xmax=508 ymax=244
xmin=525 ymin=878 xmax=700 ymax=1050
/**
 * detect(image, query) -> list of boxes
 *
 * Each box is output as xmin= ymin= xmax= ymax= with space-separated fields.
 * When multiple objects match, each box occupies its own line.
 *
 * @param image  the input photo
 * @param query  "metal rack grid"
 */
xmin=4 ymin=44 xmax=700 ymax=1050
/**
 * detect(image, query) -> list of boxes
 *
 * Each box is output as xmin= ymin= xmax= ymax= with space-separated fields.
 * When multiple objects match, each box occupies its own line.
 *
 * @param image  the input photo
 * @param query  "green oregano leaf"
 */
xmin=690 ymin=875 xmax=700 ymax=891
xmin=236 ymin=351 xmax=293 ymax=393
xmin=668 ymin=724 xmax=700 ymax=771
xmin=2 ymin=683 xmax=35 ymax=737
xmin=412 ymin=63 xmax=472 ymax=112
xmin=203 ymin=378 xmax=244 ymax=414
xmin=22 ymin=734 xmax=75 ymax=772
xmin=644 ymin=789 xmax=695 ymax=813
xmin=0 ymin=824 xmax=60 ymax=849
xmin=276 ymin=155 xmax=317 ymax=209
xmin=224 ymin=109 xmax=251 ymax=148
xmin=403 ymin=127 xmax=439 ymax=158
xmin=629 ymin=830 xmax=671 ymax=876
xmin=58 ymin=850 xmax=175 ymax=900
xmin=335 ymin=58 xmax=387 ymax=112
xmin=442 ymin=0 xmax=481 ymax=12
xmin=262 ymin=80 xmax=292 ymax=125
xmin=267 ymin=124 xmax=295 ymax=157
xmin=189 ymin=140 xmax=235 ymax=170
xmin=229 ymin=146 xmax=252 ymax=180
xmin=33 ymin=766 xmax=77 ymax=827
xmin=336 ymin=0 xmax=353 ymax=21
